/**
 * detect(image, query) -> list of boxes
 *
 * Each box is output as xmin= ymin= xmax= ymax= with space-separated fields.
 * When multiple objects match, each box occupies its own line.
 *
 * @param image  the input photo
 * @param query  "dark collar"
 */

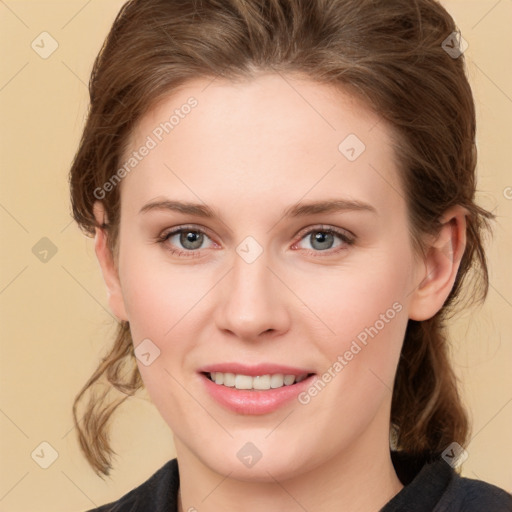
xmin=126 ymin=452 xmax=453 ymax=512
xmin=381 ymin=452 xmax=454 ymax=511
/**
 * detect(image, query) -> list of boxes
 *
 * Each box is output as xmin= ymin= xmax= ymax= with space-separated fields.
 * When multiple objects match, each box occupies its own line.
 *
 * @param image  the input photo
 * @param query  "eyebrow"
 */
xmin=139 ymin=198 xmax=377 ymax=218
xmin=282 ymin=199 xmax=377 ymax=217
xmin=139 ymin=199 xmax=215 ymax=217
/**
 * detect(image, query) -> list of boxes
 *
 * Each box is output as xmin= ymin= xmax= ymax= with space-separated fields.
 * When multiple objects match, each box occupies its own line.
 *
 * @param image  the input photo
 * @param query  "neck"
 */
xmin=175 ymin=435 xmax=403 ymax=512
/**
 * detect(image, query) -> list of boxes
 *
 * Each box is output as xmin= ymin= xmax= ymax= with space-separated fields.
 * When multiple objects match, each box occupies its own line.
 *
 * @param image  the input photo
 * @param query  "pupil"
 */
xmin=312 ymin=231 xmax=333 ymax=250
xmin=181 ymin=231 xmax=203 ymax=249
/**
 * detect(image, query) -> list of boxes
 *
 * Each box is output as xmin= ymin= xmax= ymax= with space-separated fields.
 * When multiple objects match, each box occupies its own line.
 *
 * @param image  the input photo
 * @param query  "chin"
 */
xmin=195 ymin=438 xmax=319 ymax=483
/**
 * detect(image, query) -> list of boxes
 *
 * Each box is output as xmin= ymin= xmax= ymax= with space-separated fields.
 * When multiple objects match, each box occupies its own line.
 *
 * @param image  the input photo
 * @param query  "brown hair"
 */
xmin=69 ymin=0 xmax=494 ymax=477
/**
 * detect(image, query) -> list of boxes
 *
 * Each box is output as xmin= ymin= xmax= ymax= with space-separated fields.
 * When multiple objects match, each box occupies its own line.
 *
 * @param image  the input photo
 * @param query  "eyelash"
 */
xmin=155 ymin=224 xmax=355 ymax=259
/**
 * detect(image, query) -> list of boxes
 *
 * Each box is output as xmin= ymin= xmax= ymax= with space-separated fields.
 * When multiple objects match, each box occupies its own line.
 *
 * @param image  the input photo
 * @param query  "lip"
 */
xmin=198 ymin=362 xmax=312 ymax=377
xmin=198 ymin=363 xmax=316 ymax=415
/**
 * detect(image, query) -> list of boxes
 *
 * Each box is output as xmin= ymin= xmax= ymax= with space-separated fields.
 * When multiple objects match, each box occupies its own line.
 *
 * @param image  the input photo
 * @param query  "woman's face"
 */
xmin=105 ymin=73 xmax=428 ymax=480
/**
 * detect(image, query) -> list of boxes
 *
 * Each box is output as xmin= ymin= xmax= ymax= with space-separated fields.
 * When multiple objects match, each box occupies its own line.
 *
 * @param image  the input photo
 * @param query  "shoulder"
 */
xmin=84 ymin=458 xmax=179 ymax=512
xmin=439 ymin=473 xmax=512 ymax=512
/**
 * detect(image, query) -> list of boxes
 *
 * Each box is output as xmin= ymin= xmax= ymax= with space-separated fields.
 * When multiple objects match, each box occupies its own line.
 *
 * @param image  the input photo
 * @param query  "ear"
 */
xmin=408 ymin=205 xmax=468 ymax=321
xmin=93 ymin=201 xmax=129 ymax=322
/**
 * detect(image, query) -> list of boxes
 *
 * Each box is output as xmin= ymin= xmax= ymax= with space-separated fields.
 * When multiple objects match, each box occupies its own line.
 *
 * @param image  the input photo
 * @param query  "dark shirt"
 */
xmin=86 ymin=453 xmax=512 ymax=511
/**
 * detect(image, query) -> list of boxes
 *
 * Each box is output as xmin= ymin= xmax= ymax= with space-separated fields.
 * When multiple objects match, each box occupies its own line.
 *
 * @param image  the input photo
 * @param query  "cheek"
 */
xmin=294 ymin=245 xmax=413 ymax=400
xmin=295 ymin=263 xmax=409 ymax=447
xmin=119 ymin=228 xmax=413 ymax=359
xmin=119 ymin=247 xmax=209 ymax=341
xmin=116 ymin=244 xmax=217 ymax=400
xmin=118 ymin=253 xmax=205 ymax=419
xmin=296 ymin=251 xmax=411 ymax=345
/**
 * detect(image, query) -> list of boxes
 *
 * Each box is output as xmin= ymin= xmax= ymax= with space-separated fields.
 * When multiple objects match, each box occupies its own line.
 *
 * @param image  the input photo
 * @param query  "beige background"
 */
xmin=0 ymin=0 xmax=511 ymax=510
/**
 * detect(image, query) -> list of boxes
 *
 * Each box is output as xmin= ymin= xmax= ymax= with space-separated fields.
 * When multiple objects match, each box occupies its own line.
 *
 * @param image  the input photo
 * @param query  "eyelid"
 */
xmin=159 ymin=223 xmax=220 ymax=244
xmin=156 ymin=224 xmax=219 ymax=257
xmin=293 ymin=224 xmax=355 ymax=243
xmin=157 ymin=223 xmax=355 ymax=256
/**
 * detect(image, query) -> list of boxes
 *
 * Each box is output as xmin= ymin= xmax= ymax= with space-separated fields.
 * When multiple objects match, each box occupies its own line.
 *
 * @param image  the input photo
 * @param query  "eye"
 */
xmin=157 ymin=225 xmax=216 ymax=257
xmin=292 ymin=226 xmax=355 ymax=254
xmin=156 ymin=224 xmax=355 ymax=258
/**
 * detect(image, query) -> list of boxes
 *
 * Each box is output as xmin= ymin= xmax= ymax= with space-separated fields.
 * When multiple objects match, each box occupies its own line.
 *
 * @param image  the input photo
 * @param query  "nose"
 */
xmin=214 ymin=251 xmax=291 ymax=341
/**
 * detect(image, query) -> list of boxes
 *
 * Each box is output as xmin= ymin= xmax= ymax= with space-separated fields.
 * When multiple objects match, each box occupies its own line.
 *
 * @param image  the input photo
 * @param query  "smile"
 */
xmin=206 ymin=371 xmax=309 ymax=390
xmin=199 ymin=364 xmax=317 ymax=414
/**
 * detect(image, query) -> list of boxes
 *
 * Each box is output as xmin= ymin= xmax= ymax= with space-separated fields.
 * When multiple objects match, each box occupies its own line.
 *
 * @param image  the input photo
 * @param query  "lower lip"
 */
xmin=200 ymin=373 xmax=316 ymax=415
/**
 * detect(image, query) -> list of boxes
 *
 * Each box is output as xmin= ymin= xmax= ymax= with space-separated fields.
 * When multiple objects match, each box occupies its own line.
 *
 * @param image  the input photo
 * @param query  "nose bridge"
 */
xmin=214 ymin=245 xmax=290 ymax=339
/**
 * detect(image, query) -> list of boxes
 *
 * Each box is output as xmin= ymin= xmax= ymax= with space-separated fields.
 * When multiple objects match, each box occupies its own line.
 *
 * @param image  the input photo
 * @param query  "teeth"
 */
xmin=208 ymin=372 xmax=309 ymax=390
xmin=235 ymin=374 xmax=253 ymax=390
xmin=223 ymin=372 xmax=236 ymax=387
xmin=283 ymin=374 xmax=295 ymax=386
xmin=253 ymin=375 xmax=271 ymax=390
xmin=270 ymin=374 xmax=284 ymax=388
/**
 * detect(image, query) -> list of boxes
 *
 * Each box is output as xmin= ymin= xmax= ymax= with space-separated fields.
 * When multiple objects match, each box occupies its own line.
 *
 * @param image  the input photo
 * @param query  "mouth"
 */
xmin=198 ymin=364 xmax=316 ymax=414
xmin=202 ymin=371 xmax=312 ymax=390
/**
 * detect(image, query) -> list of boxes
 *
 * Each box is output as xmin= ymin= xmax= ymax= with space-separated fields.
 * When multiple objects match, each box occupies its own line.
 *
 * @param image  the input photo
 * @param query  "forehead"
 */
xmin=120 ymin=73 xmax=405 ymax=223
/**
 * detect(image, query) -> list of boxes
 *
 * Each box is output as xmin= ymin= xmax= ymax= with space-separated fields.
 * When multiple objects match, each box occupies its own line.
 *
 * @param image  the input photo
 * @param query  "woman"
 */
xmin=68 ymin=0 xmax=512 ymax=510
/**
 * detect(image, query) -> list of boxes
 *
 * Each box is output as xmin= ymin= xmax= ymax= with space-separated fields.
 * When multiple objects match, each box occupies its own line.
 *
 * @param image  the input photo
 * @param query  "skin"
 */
xmin=93 ymin=72 xmax=467 ymax=512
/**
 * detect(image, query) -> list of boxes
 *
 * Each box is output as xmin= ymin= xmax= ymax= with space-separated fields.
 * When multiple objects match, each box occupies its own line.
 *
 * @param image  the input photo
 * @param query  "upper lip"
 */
xmin=198 ymin=363 xmax=314 ymax=377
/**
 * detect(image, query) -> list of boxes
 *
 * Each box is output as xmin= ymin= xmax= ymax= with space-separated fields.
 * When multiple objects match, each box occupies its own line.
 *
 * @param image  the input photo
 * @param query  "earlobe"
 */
xmin=408 ymin=206 xmax=467 ymax=321
xmin=93 ymin=202 xmax=129 ymax=322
